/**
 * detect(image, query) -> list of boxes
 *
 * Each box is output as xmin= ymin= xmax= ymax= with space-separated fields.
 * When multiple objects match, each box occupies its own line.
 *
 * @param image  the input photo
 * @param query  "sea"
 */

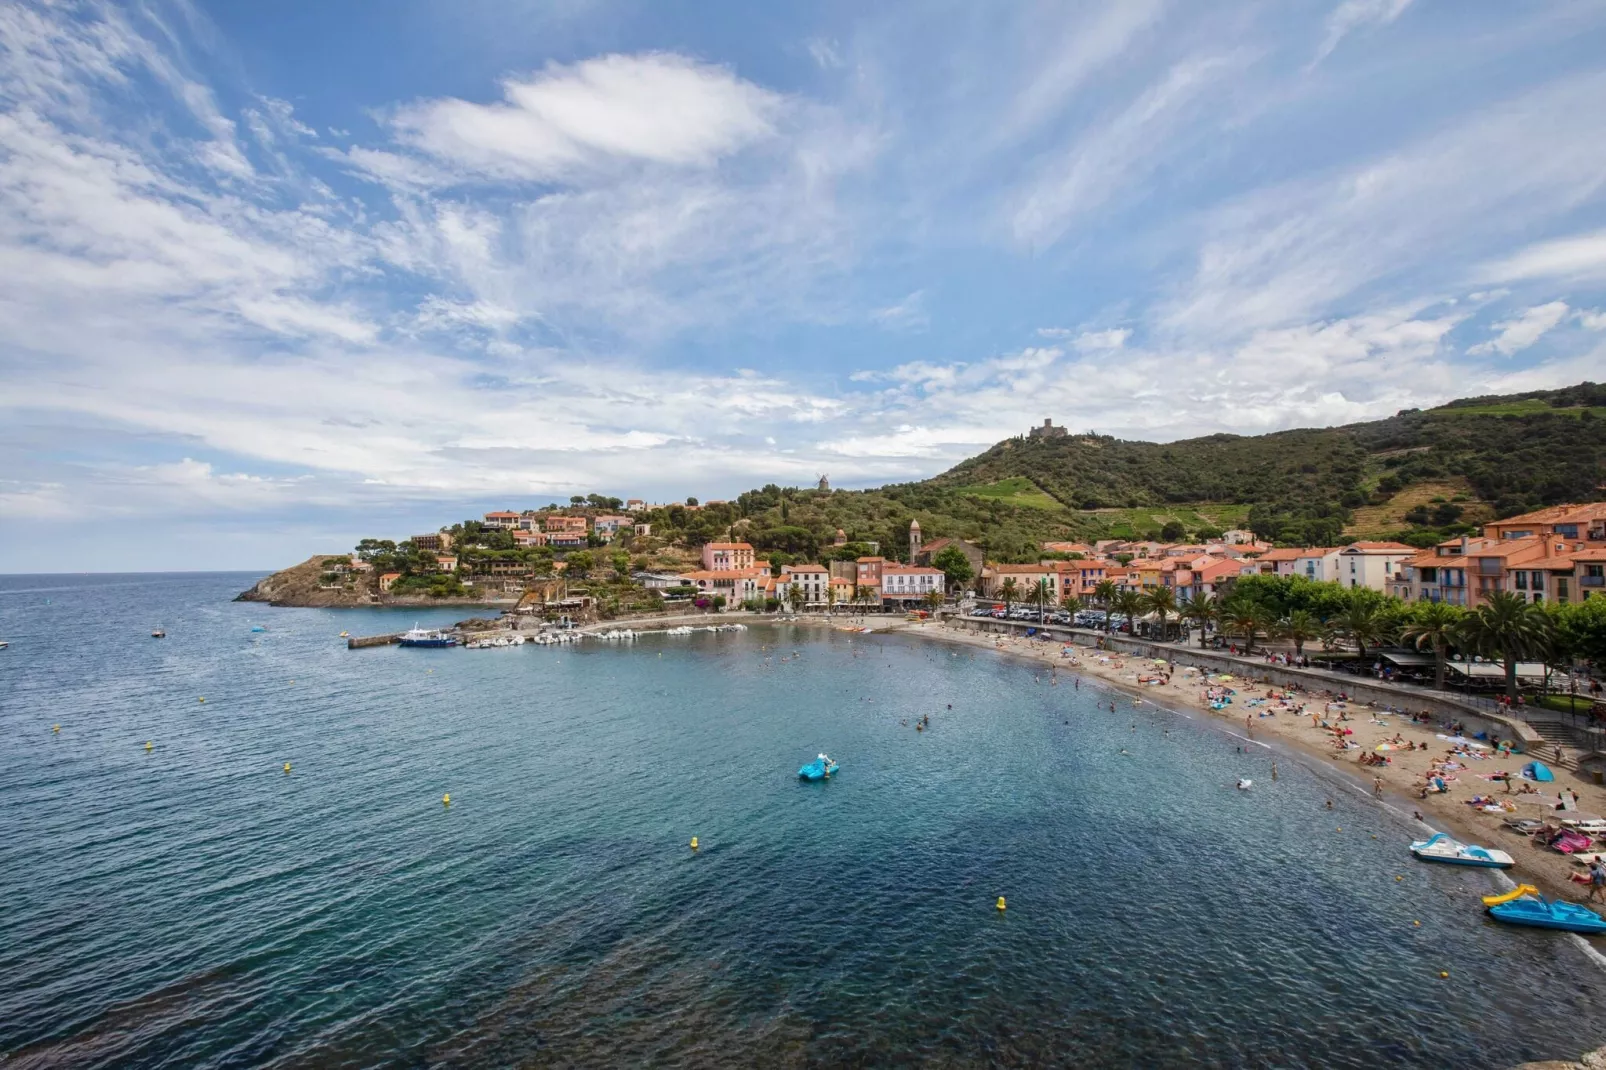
xmin=3 ymin=571 xmax=1605 ymax=1068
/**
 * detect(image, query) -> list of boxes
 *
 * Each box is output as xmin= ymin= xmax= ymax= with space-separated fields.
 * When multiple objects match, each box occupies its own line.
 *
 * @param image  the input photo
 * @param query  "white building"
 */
xmin=775 ymin=564 xmax=830 ymax=605
xmin=880 ymin=565 xmax=945 ymax=604
xmin=1336 ymin=542 xmax=1417 ymax=591
xmin=1291 ymin=548 xmax=1343 ymax=582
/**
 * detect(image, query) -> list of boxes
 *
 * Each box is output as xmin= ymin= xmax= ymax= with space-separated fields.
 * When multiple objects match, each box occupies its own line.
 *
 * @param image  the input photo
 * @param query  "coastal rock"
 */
xmin=235 ymin=556 xmax=373 ymax=607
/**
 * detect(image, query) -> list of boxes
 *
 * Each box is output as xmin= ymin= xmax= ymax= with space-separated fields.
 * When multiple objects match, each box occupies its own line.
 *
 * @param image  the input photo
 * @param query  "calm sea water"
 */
xmin=3 ymin=572 xmax=1605 ymax=1068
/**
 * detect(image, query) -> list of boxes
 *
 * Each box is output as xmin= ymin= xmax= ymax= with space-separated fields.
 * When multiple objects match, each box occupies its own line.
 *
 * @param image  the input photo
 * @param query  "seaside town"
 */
xmin=266 ymin=490 xmax=1606 ymax=913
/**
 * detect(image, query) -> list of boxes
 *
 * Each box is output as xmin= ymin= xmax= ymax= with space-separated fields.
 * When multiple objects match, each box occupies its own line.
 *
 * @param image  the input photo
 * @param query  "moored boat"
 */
xmin=399 ymin=625 xmax=456 ymax=648
xmin=798 ymin=753 xmax=839 ymax=781
xmin=1410 ymin=832 xmax=1514 ymax=868
xmin=1483 ymin=886 xmax=1606 ymax=934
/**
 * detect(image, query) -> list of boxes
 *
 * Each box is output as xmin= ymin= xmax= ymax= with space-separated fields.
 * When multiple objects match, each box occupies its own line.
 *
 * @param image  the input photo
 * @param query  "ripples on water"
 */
xmin=2 ymin=573 xmax=1604 ymax=1068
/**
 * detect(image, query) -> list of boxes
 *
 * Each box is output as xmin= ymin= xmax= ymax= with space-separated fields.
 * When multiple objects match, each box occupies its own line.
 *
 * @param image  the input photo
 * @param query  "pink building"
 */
xmin=702 ymin=542 xmax=756 ymax=571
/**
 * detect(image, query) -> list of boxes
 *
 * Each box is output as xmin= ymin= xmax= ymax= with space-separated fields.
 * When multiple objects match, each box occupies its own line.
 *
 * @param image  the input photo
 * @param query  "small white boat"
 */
xmin=1236 ymin=778 xmax=1253 ymax=791
xmin=0 ymin=640 xmax=8 ymax=650
xmin=1409 ymin=832 xmax=1513 ymax=868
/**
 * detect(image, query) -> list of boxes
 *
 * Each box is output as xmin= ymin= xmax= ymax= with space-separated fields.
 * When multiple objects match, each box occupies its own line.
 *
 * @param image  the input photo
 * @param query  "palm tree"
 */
xmin=1093 ymin=579 xmax=1118 ymax=613
xmin=1180 ymin=593 xmax=1219 ymax=648
xmin=1111 ymin=588 xmax=1145 ymax=635
xmin=1455 ymin=590 xmax=1553 ymax=701
xmin=1222 ymin=598 xmax=1272 ymax=656
xmin=1278 ymin=609 xmax=1321 ymax=657
xmin=826 ymin=582 xmax=838 ymax=616
xmin=1145 ymin=586 xmax=1178 ymax=642
xmin=999 ymin=577 xmax=1019 ymax=615
xmin=1399 ymin=600 xmax=1465 ymax=691
xmin=786 ymin=586 xmax=805 ymax=614
xmin=1060 ymin=592 xmax=1082 ymax=615
xmin=1030 ymin=578 xmax=1052 ymax=623
xmin=1329 ymin=601 xmax=1388 ymax=658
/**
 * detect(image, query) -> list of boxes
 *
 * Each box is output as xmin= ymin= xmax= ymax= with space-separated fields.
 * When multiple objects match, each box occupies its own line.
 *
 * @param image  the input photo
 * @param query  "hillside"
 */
xmin=915 ymin=381 xmax=1606 ymax=547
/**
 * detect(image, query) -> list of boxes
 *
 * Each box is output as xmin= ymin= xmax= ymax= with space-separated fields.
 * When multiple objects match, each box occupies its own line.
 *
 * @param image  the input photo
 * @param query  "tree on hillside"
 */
xmin=1160 ymin=520 xmax=1186 ymax=542
xmin=565 ymin=550 xmax=595 ymax=578
xmin=1399 ymin=601 xmax=1465 ymax=691
xmin=610 ymin=551 xmax=630 ymax=576
xmin=932 ymin=545 xmax=975 ymax=593
xmin=1180 ymin=593 xmax=1219 ymax=648
xmin=1456 ymin=591 xmax=1553 ymax=701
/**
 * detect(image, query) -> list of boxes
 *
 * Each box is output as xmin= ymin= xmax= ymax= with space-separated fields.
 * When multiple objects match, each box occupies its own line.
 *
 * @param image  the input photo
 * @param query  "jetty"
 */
xmin=347 ymin=633 xmax=404 ymax=649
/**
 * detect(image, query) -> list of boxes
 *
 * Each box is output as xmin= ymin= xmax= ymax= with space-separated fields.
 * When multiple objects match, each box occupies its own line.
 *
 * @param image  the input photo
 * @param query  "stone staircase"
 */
xmin=1520 ymin=718 xmax=1599 ymax=772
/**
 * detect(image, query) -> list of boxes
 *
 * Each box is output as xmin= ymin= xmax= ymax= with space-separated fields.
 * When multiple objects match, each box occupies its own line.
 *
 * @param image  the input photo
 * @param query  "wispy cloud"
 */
xmin=1468 ymin=301 xmax=1570 ymax=356
xmin=1312 ymin=0 xmax=1413 ymax=66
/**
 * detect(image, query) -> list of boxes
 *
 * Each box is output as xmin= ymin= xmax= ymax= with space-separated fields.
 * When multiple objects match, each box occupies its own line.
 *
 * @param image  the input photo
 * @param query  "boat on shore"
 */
xmin=1483 ymin=885 xmax=1606 ymax=934
xmin=799 ymin=753 xmax=838 ymax=781
xmin=1410 ymin=832 xmax=1514 ymax=868
xmin=399 ymin=625 xmax=456 ymax=648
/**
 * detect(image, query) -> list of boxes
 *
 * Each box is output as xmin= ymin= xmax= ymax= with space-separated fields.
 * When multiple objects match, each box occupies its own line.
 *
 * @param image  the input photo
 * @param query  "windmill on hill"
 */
xmin=817 ymin=474 xmax=830 ymax=492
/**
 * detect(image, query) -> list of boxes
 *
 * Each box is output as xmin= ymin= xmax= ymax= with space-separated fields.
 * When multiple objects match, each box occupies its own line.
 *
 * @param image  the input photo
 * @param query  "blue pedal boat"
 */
xmin=798 ymin=753 xmax=839 ymax=781
xmin=1485 ymin=889 xmax=1606 ymax=935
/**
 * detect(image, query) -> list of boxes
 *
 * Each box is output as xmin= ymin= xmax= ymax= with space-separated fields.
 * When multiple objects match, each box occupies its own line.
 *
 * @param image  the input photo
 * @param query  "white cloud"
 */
xmin=1010 ymin=54 xmax=1240 ymax=246
xmin=871 ymin=290 xmax=927 ymax=330
xmin=1468 ymin=301 xmax=1569 ymax=355
xmin=1483 ymin=228 xmax=1606 ymax=283
xmin=1073 ymin=328 xmax=1131 ymax=353
xmin=388 ymin=53 xmax=783 ymax=183
xmin=805 ymin=38 xmax=844 ymax=70
xmin=1162 ymin=71 xmax=1606 ymax=339
xmin=1313 ymin=0 xmax=1413 ymax=66
xmin=1578 ymin=309 xmax=1606 ymax=331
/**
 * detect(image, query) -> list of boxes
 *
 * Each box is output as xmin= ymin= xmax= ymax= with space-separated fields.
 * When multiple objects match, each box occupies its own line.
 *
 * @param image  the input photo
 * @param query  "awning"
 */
xmin=1376 ymin=650 xmax=1435 ymax=667
xmin=1444 ymin=661 xmax=1551 ymax=682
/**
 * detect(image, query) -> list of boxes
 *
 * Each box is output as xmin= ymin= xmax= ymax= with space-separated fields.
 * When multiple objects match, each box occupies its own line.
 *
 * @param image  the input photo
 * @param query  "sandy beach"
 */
xmin=873 ymin=617 xmax=1606 ymax=905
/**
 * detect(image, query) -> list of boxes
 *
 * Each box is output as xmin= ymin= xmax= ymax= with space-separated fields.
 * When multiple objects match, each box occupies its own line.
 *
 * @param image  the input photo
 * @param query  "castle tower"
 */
xmin=834 ymin=528 xmax=847 ymax=547
xmin=909 ymin=519 xmax=921 ymax=563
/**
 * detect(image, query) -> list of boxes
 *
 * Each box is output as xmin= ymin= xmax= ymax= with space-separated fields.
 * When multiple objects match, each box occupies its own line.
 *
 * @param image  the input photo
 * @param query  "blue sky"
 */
xmin=3 ymin=0 xmax=1606 ymax=572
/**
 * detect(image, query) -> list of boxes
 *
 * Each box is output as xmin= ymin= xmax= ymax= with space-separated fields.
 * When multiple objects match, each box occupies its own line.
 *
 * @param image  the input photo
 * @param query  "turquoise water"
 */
xmin=3 ymin=572 xmax=1605 ymax=1068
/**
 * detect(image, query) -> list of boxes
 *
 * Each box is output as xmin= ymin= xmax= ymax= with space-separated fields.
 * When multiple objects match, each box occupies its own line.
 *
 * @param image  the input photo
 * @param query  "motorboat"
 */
xmin=151 ymin=628 xmax=166 ymax=638
xmin=798 ymin=753 xmax=839 ymax=781
xmin=398 ymin=625 xmax=456 ymax=648
xmin=1410 ymin=832 xmax=1514 ymax=868
xmin=1483 ymin=886 xmax=1606 ymax=934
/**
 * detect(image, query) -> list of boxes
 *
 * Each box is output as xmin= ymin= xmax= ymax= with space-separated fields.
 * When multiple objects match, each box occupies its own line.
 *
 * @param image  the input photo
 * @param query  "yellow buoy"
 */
xmin=1439 ymin=970 xmax=1448 ymax=979
xmin=690 ymin=836 xmax=699 ymax=850
xmin=144 ymin=741 xmax=153 ymax=751
xmin=996 ymin=896 xmax=1007 ymax=911
xmin=1396 ymin=876 xmax=1403 ymax=882
xmin=1414 ymin=920 xmax=1421 ymax=927
xmin=52 ymin=724 xmax=61 ymax=733
xmin=283 ymin=762 xmax=292 ymax=774
xmin=442 ymin=793 xmax=451 ymax=805
xmin=198 ymin=697 xmax=206 ymax=703
xmin=1336 ymin=827 xmax=1342 ymax=832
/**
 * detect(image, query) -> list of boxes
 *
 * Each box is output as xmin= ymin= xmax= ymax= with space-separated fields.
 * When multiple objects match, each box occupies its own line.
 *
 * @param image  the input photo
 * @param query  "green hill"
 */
xmin=915 ymin=381 xmax=1606 ymax=547
xmin=641 ymin=382 xmax=1606 ymax=563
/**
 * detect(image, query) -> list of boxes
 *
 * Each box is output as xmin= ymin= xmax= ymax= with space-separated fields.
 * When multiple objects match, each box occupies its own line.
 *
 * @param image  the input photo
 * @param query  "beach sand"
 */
xmin=883 ymin=618 xmax=1606 ymax=904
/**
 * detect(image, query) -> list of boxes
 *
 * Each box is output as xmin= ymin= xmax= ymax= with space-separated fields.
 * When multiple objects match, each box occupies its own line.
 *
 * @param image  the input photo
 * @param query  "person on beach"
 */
xmin=1372 ymin=776 xmax=1384 ymax=800
xmin=1588 ymin=860 xmax=1606 ymax=903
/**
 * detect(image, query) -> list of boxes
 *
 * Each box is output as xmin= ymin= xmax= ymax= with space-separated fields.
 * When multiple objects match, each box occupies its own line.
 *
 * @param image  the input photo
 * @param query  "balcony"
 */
xmin=1582 ymin=575 xmax=1606 ymax=588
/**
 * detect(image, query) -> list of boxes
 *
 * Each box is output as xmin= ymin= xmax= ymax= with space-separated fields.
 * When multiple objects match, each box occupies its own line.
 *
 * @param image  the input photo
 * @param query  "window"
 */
xmin=1515 ymin=572 xmax=1527 ymax=590
xmin=1557 ymin=577 xmax=1570 ymax=603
